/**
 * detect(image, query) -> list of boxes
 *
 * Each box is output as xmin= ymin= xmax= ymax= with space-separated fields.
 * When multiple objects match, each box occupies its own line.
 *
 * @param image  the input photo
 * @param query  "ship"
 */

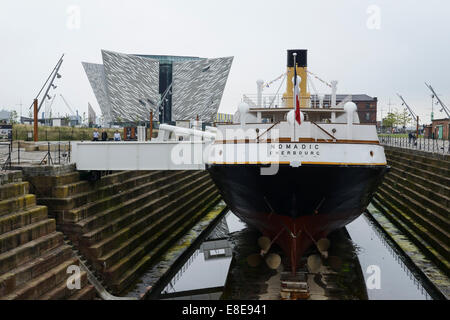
xmin=205 ymin=49 xmax=388 ymax=273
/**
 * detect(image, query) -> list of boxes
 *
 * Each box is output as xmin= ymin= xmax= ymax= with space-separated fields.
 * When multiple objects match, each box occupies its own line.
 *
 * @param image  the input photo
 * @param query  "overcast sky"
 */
xmin=1 ymin=0 xmax=449 ymax=123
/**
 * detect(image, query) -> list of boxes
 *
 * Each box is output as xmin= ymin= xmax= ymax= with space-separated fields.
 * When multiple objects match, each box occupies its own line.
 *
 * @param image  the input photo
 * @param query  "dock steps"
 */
xmin=373 ymin=146 xmax=450 ymax=277
xmin=39 ymin=169 xmax=222 ymax=295
xmin=0 ymin=177 xmax=95 ymax=300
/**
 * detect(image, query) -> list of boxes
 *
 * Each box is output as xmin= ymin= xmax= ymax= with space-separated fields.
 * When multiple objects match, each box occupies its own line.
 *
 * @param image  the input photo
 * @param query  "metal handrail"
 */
xmin=242 ymin=93 xmax=333 ymax=109
xmin=379 ymin=135 xmax=449 ymax=156
xmin=311 ymin=121 xmax=337 ymax=141
xmin=256 ymin=120 xmax=281 ymax=141
xmin=1 ymin=141 xmax=72 ymax=168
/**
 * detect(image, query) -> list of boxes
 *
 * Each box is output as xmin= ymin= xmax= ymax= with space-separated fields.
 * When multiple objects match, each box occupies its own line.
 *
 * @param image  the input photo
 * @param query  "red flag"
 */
xmin=294 ymin=64 xmax=301 ymax=124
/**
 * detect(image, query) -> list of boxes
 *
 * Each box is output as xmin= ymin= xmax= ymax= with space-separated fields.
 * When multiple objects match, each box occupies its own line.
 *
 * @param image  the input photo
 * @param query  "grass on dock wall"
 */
xmin=11 ymin=124 xmax=118 ymax=141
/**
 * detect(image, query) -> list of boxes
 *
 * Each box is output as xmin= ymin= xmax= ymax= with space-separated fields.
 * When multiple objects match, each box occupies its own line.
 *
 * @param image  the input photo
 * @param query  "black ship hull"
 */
xmin=207 ymin=163 xmax=388 ymax=272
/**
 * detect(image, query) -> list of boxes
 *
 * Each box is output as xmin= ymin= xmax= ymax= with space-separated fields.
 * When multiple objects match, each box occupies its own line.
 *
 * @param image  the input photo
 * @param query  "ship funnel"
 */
xmin=287 ymin=49 xmax=307 ymax=68
xmin=283 ymin=49 xmax=310 ymax=108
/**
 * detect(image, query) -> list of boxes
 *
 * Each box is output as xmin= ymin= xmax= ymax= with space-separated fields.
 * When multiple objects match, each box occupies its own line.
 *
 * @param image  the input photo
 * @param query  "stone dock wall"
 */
xmin=372 ymin=146 xmax=449 ymax=277
xmin=29 ymin=168 xmax=221 ymax=295
xmin=0 ymin=170 xmax=95 ymax=300
xmin=1 ymin=166 xmax=221 ymax=299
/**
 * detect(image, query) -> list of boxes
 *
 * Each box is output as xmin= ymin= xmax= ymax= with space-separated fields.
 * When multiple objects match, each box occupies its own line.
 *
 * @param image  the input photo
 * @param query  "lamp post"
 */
xmin=37 ymin=58 xmax=63 ymax=114
xmin=33 ymin=99 xmax=38 ymax=142
xmin=397 ymin=93 xmax=419 ymax=140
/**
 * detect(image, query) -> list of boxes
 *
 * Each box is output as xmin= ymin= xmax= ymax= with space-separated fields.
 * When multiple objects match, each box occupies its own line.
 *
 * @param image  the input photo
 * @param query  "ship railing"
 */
xmin=242 ymin=94 xmax=333 ymax=109
xmin=217 ymin=122 xmax=374 ymax=143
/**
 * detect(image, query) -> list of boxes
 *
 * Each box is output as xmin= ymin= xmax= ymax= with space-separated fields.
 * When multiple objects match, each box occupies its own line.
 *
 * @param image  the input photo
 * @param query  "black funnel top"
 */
xmin=287 ymin=49 xmax=307 ymax=68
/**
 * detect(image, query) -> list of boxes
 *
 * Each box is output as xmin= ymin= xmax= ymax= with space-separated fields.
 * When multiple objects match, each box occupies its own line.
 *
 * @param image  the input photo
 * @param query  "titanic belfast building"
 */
xmin=82 ymin=50 xmax=233 ymax=125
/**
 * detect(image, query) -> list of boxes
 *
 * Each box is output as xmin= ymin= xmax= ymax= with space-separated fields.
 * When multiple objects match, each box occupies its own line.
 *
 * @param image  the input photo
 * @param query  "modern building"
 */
xmin=83 ymin=50 xmax=233 ymax=126
xmin=88 ymin=103 xmax=96 ymax=127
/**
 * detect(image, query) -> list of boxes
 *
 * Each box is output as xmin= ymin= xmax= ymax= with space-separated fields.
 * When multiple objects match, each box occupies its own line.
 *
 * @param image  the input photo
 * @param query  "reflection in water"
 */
xmin=159 ymin=210 xmax=433 ymax=300
xmin=160 ymin=212 xmax=246 ymax=299
xmin=346 ymin=214 xmax=431 ymax=300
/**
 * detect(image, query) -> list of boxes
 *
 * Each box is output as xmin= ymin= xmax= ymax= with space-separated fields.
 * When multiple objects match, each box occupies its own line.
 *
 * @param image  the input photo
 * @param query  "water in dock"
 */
xmin=146 ymin=210 xmax=437 ymax=300
xmin=346 ymin=214 xmax=431 ymax=300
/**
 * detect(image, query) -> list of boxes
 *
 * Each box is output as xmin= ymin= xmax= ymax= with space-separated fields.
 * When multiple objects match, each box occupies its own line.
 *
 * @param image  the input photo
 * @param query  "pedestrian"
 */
xmin=92 ymin=128 xmax=99 ymax=141
xmin=101 ymin=129 xmax=108 ymax=141
xmin=114 ymin=130 xmax=121 ymax=141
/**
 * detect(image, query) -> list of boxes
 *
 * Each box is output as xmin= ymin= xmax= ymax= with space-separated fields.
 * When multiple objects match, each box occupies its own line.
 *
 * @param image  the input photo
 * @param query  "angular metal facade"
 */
xmin=82 ymin=62 xmax=112 ymax=123
xmin=102 ymin=50 xmax=160 ymax=122
xmin=83 ymin=50 xmax=233 ymax=124
xmin=172 ymin=57 xmax=233 ymax=122
xmin=87 ymin=102 xmax=96 ymax=125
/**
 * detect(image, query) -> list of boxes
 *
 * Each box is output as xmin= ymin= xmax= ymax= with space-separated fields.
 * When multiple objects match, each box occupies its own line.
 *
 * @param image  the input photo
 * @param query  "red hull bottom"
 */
xmin=233 ymin=209 xmax=362 ymax=274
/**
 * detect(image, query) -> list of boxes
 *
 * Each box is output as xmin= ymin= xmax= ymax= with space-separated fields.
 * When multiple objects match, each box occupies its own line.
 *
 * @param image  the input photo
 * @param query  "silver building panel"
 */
xmin=102 ymin=50 xmax=160 ymax=122
xmin=87 ymin=102 xmax=96 ymax=125
xmin=82 ymin=62 xmax=112 ymax=123
xmin=172 ymin=57 xmax=233 ymax=122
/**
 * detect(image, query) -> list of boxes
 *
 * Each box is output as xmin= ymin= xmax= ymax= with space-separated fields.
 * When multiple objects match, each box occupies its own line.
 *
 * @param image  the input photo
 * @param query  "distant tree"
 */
xmin=397 ymin=108 xmax=413 ymax=127
xmin=382 ymin=112 xmax=397 ymax=128
xmin=9 ymin=110 xmax=18 ymax=124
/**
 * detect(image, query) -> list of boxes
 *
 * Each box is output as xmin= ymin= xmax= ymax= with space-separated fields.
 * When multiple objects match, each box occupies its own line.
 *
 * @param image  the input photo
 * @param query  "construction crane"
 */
xmin=397 ymin=93 xmax=419 ymax=138
xmin=60 ymin=94 xmax=76 ymax=116
xmin=425 ymin=83 xmax=450 ymax=118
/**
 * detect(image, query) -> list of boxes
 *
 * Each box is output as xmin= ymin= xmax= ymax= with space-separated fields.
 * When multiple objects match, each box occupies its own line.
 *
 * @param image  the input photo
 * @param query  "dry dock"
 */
xmin=0 ymin=141 xmax=449 ymax=300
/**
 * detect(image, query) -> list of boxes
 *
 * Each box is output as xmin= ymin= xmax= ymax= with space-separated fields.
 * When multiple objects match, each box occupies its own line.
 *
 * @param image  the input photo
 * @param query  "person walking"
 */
xmin=101 ymin=129 xmax=108 ymax=141
xmin=92 ymin=128 xmax=99 ymax=141
xmin=114 ymin=130 xmax=121 ymax=141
